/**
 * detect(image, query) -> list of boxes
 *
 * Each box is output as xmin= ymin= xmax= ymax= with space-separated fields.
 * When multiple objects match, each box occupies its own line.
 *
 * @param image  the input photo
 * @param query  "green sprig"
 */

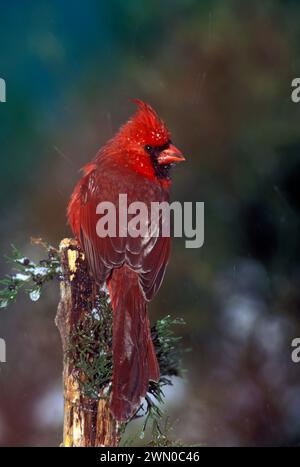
xmin=67 ymin=291 xmax=113 ymax=399
xmin=0 ymin=243 xmax=61 ymax=309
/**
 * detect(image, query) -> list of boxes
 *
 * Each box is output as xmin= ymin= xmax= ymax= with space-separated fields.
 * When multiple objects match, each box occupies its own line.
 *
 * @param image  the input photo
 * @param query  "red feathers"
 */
xmin=125 ymin=99 xmax=170 ymax=147
xmin=68 ymin=100 xmax=183 ymax=421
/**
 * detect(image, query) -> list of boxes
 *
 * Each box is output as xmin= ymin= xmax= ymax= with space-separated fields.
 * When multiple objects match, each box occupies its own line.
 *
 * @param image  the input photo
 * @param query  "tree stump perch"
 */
xmin=55 ymin=238 xmax=121 ymax=447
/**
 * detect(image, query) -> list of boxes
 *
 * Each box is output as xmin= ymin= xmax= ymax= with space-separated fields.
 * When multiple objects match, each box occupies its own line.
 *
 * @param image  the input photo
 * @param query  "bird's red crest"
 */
xmin=123 ymin=99 xmax=170 ymax=147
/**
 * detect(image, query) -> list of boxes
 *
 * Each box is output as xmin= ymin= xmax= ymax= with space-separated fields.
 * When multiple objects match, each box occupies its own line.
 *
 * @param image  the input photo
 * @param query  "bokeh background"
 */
xmin=1 ymin=0 xmax=300 ymax=447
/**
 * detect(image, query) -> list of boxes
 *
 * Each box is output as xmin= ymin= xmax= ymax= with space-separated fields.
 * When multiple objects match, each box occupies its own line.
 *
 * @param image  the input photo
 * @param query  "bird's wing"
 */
xmin=70 ymin=161 xmax=171 ymax=299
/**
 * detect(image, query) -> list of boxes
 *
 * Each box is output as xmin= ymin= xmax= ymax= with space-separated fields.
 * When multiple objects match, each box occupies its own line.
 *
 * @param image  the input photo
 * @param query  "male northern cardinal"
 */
xmin=68 ymin=100 xmax=184 ymax=421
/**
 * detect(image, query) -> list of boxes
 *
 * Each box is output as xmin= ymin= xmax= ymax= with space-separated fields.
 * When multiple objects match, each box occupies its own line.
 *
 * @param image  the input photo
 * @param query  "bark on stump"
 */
xmin=55 ymin=238 xmax=121 ymax=447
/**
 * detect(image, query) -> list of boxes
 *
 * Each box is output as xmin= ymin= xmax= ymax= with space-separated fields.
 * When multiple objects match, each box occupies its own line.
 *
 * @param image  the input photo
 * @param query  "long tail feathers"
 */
xmin=108 ymin=266 xmax=160 ymax=421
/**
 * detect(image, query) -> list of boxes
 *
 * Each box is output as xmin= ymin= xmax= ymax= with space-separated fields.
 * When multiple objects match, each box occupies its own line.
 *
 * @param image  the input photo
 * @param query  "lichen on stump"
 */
xmin=55 ymin=238 xmax=121 ymax=447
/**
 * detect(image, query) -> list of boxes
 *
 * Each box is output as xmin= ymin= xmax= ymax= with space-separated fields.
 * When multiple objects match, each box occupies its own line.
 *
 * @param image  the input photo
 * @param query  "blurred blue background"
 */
xmin=1 ymin=0 xmax=300 ymax=446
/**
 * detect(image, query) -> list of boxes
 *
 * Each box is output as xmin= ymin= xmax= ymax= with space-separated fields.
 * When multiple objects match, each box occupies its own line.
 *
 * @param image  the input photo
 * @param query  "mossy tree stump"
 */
xmin=55 ymin=238 xmax=121 ymax=447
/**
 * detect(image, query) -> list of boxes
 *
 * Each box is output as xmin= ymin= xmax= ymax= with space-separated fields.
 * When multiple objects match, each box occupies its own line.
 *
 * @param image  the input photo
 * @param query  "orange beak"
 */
xmin=157 ymin=144 xmax=185 ymax=165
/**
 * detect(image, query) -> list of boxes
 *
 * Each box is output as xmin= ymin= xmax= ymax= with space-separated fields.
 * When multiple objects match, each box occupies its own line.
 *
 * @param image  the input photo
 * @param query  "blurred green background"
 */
xmin=1 ymin=0 xmax=300 ymax=446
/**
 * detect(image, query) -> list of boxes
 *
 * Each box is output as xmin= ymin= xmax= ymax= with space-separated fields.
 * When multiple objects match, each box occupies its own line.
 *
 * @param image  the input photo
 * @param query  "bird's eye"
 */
xmin=144 ymin=144 xmax=153 ymax=153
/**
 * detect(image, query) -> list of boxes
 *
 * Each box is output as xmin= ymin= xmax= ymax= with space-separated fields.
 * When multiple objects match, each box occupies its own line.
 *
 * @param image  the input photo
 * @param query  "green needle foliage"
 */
xmin=138 ymin=316 xmax=186 ymax=442
xmin=0 ymin=241 xmax=61 ymax=308
xmin=67 ymin=296 xmax=186 ymax=441
xmin=67 ymin=291 xmax=113 ymax=399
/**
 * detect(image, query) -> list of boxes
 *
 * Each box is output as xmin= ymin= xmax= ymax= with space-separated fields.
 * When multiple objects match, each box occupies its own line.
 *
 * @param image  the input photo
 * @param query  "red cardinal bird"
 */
xmin=68 ymin=100 xmax=184 ymax=421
